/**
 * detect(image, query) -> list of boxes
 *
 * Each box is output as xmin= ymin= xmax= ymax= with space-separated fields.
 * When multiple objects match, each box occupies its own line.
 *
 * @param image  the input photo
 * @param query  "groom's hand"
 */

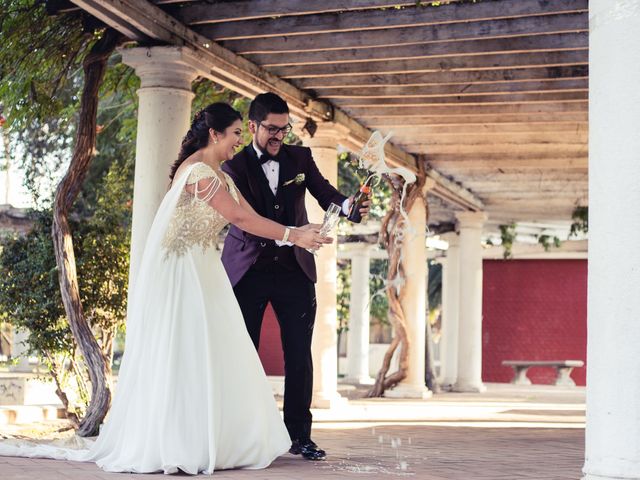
xmin=348 ymin=196 xmax=372 ymax=220
xmin=298 ymin=223 xmax=322 ymax=232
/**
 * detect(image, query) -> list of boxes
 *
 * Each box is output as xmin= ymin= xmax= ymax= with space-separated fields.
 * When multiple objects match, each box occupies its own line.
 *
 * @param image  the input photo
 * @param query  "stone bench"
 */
xmin=502 ymin=360 xmax=584 ymax=387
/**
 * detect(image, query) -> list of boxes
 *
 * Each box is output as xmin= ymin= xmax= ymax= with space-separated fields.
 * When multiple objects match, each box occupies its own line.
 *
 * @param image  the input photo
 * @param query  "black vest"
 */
xmin=249 ymin=149 xmax=299 ymax=272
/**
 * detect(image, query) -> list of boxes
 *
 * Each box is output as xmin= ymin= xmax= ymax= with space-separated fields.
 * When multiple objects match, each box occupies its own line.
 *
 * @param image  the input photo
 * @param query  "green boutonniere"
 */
xmin=283 ymin=173 xmax=305 ymax=186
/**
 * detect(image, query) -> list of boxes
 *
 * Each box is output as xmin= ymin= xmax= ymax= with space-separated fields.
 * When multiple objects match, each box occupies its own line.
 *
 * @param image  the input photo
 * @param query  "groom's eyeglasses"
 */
xmin=259 ymin=122 xmax=292 ymax=137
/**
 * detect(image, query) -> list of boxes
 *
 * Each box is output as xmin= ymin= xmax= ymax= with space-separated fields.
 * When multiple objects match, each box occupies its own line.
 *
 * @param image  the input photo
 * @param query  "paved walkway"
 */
xmin=0 ymin=384 xmax=585 ymax=479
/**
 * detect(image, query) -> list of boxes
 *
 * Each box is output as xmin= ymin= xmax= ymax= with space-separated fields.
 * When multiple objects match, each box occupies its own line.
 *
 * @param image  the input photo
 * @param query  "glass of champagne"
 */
xmin=307 ymin=202 xmax=342 ymax=254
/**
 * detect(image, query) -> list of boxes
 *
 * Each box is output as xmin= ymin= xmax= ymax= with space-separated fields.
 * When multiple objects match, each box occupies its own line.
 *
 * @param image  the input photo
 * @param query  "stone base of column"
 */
xmin=343 ymin=375 xmax=375 ymax=386
xmin=311 ymin=391 xmax=348 ymax=409
xmin=384 ymin=383 xmax=432 ymax=399
xmin=439 ymin=380 xmax=456 ymax=392
xmin=453 ymin=381 xmax=487 ymax=393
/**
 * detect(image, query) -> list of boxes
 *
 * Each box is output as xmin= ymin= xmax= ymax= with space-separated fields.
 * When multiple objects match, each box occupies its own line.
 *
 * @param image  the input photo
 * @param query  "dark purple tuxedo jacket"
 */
xmin=221 ymin=143 xmax=347 ymax=286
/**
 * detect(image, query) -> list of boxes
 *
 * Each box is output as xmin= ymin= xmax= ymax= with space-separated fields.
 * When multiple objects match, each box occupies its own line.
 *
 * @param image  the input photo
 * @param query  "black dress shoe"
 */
xmin=289 ymin=438 xmax=326 ymax=460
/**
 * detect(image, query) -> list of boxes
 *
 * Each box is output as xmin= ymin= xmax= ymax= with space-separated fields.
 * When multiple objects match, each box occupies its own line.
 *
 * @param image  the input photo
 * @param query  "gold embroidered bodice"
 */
xmin=162 ymin=162 xmax=238 ymax=257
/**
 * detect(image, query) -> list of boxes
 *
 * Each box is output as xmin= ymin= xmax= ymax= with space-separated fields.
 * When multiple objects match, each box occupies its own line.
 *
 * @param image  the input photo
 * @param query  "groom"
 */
xmin=221 ymin=92 xmax=368 ymax=461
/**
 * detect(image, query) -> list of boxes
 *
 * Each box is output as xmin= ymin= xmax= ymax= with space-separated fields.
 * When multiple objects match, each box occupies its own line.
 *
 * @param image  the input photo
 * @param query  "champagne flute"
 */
xmin=307 ymin=202 xmax=342 ymax=254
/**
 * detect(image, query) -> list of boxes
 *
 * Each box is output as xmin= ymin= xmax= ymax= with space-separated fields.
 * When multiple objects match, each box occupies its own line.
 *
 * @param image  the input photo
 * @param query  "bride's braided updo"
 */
xmin=169 ymin=102 xmax=242 ymax=181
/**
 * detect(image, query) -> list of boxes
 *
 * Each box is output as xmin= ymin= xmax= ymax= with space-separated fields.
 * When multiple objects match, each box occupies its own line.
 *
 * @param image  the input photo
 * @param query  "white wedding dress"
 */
xmin=0 ymin=162 xmax=291 ymax=474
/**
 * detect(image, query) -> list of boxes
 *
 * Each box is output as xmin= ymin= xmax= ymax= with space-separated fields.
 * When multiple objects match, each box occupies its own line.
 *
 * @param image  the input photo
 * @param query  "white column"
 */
xmin=386 ymin=187 xmax=431 ymax=399
xmin=345 ymin=243 xmax=374 ymax=385
xmin=584 ymin=3 xmax=640 ymax=479
xmin=9 ymin=327 xmax=31 ymax=372
xmin=440 ymin=231 xmax=461 ymax=389
xmin=120 ymin=47 xmax=199 ymax=288
xmin=454 ymin=211 xmax=487 ymax=393
xmin=300 ymin=123 xmax=350 ymax=408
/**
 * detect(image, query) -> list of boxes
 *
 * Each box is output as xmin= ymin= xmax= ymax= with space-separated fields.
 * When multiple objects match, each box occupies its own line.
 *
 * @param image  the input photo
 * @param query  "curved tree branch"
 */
xmin=368 ymin=161 xmax=427 ymax=397
xmin=52 ymin=28 xmax=124 ymax=437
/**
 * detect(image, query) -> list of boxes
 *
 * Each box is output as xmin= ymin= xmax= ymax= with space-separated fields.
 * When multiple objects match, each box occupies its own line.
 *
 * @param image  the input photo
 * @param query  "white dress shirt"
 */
xmin=253 ymin=142 xmax=350 ymax=247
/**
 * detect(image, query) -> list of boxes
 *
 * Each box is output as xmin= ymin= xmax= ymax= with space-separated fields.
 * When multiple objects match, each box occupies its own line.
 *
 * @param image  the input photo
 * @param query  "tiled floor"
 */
xmin=0 ymin=384 xmax=585 ymax=479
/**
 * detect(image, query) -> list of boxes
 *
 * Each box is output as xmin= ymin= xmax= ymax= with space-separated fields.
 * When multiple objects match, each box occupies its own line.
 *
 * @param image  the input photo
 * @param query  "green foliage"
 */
xmin=0 ymin=0 xmax=104 ymax=206
xmin=499 ymin=222 xmax=517 ymax=259
xmin=369 ymin=259 xmax=390 ymax=323
xmin=569 ymin=205 xmax=588 ymax=238
xmin=0 ymin=0 xmax=90 ymax=130
xmin=428 ymin=260 xmax=442 ymax=310
xmin=336 ymin=259 xmax=351 ymax=335
xmin=76 ymin=160 xmax=132 ymax=334
xmin=336 ymin=257 xmax=389 ymax=333
xmin=0 ymin=211 xmax=71 ymax=356
xmin=337 ymin=151 xmax=390 ymax=220
xmin=191 ymin=78 xmax=253 ymax=146
xmin=537 ymin=234 xmax=562 ymax=252
xmin=0 ymin=157 xmax=132 ymax=358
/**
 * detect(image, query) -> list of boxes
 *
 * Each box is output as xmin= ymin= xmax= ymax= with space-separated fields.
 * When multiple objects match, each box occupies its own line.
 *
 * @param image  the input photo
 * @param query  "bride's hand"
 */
xmin=290 ymin=228 xmax=333 ymax=250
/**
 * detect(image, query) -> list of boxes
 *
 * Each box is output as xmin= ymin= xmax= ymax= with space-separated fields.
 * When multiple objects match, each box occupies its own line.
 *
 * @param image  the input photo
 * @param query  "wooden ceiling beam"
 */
xmin=162 ymin=1 xmax=428 ymax=23
xmin=218 ymin=13 xmax=587 ymax=54
xmin=186 ymin=0 xmax=587 ymax=38
xmin=331 ymin=91 xmax=588 ymax=106
xmin=274 ymin=50 xmax=588 ymax=79
xmin=378 ymin=123 xmax=588 ymax=136
xmin=406 ymin=143 xmax=588 ymax=155
xmin=297 ymin=65 xmax=588 ymax=88
xmin=393 ymin=131 xmax=589 ymax=147
xmin=351 ymin=102 xmax=588 ymax=117
xmin=315 ymin=78 xmax=589 ymax=98
xmin=367 ymin=115 xmax=588 ymax=126
xmin=428 ymin=156 xmax=588 ymax=170
xmin=248 ymin=32 xmax=588 ymax=66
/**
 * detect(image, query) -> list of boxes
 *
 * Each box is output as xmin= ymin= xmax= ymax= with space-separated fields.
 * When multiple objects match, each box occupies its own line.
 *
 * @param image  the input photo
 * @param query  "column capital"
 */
xmin=441 ymin=231 xmax=460 ymax=247
xmin=341 ymin=242 xmax=377 ymax=256
xmin=455 ymin=211 xmax=488 ymax=229
xmin=296 ymin=121 xmax=351 ymax=149
xmin=119 ymin=46 xmax=202 ymax=91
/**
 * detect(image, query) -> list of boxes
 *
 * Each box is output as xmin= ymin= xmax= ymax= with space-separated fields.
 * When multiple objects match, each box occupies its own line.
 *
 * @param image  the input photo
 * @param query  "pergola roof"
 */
xmin=65 ymin=0 xmax=589 ymax=231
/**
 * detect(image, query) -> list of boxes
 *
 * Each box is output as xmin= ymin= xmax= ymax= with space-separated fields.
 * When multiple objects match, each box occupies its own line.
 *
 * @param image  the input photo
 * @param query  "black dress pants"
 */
xmin=232 ymin=265 xmax=316 ymax=441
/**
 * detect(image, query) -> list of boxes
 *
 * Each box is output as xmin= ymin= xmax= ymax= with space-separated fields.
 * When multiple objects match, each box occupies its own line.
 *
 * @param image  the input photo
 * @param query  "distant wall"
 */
xmin=482 ymin=259 xmax=587 ymax=386
xmin=258 ymin=304 xmax=284 ymax=376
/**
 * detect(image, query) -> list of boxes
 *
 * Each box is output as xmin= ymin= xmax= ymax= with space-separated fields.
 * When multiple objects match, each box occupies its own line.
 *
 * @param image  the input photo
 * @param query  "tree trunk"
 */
xmin=51 ymin=28 xmax=123 ymax=437
xmin=368 ymin=163 xmax=427 ymax=397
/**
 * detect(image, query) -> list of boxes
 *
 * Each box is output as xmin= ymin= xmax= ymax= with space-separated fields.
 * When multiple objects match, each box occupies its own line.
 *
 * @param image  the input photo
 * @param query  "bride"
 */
xmin=0 ymin=102 xmax=331 ymax=474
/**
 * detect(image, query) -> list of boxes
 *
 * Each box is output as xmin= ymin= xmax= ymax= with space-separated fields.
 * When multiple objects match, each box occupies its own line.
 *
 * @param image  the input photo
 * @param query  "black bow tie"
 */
xmin=258 ymin=152 xmax=278 ymax=165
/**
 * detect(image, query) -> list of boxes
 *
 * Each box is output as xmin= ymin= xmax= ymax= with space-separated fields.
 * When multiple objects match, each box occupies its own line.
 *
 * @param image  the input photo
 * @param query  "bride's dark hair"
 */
xmin=169 ymin=102 xmax=242 ymax=181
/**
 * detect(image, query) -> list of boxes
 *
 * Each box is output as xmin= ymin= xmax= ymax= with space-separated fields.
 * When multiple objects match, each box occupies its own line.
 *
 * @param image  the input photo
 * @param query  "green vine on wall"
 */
xmin=569 ymin=206 xmax=588 ymax=238
xmin=499 ymin=223 xmax=517 ymax=259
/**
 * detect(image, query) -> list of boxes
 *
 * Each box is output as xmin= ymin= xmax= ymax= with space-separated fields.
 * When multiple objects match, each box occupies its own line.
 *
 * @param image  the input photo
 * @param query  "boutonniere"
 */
xmin=283 ymin=173 xmax=305 ymax=186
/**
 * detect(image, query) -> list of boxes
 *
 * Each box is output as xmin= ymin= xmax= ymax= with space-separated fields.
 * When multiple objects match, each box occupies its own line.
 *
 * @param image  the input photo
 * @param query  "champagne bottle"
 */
xmin=347 ymin=176 xmax=373 ymax=223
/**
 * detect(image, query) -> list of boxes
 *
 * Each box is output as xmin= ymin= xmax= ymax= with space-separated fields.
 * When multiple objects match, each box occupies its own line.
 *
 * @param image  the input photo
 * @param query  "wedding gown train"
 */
xmin=0 ymin=162 xmax=291 ymax=474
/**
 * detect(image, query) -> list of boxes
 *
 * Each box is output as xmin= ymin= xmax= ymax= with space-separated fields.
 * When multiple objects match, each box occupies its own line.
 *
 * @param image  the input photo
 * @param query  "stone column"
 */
xmin=300 ymin=123 xmax=350 ymax=408
xmin=386 ymin=186 xmax=431 ymax=399
xmin=120 ymin=47 xmax=200 ymax=288
xmin=9 ymin=327 xmax=31 ymax=372
xmin=344 ymin=243 xmax=374 ymax=385
xmin=440 ymin=231 xmax=461 ymax=389
xmin=584 ymin=3 xmax=640 ymax=479
xmin=454 ymin=211 xmax=487 ymax=393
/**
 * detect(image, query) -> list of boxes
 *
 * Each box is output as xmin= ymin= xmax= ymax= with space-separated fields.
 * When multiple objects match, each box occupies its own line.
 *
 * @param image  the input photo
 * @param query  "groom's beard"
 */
xmin=256 ymin=137 xmax=283 ymax=155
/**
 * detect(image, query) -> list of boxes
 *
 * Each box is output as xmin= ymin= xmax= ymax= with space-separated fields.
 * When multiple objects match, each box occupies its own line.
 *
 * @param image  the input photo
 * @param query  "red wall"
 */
xmin=257 ymin=304 xmax=284 ymax=375
xmin=482 ymin=259 xmax=587 ymax=386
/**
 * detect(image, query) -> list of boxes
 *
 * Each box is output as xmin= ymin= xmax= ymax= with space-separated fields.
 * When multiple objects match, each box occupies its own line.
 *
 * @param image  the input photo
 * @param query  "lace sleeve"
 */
xmin=185 ymin=163 xmax=222 ymax=202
